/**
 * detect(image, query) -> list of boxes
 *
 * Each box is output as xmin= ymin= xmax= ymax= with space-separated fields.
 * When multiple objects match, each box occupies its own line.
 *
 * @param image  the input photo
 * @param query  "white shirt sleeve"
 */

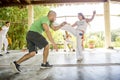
xmin=2 ymin=26 xmax=6 ymax=30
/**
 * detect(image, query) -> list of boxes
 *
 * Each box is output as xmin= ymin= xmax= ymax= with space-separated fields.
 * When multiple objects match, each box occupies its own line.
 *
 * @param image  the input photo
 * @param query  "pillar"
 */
xmin=28 ymin=5 xmax=34 ymax=28
xmin=104 ymin=0 xmax=111 ymax=48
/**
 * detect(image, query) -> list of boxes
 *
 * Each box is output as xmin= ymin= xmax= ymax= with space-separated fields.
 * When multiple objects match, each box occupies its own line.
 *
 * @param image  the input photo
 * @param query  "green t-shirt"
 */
xmin=30 ymin=16 xmax=51 ymax=34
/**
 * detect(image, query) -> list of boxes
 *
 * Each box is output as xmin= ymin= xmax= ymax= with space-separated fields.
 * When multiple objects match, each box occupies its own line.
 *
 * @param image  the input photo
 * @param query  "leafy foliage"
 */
xmin=0 ymin=6 xmax=50 ymax=49
xmin=0 ymin=7 xmax=28 ymax=49
xmin=34 ymin=5 xmax=50 ymax=20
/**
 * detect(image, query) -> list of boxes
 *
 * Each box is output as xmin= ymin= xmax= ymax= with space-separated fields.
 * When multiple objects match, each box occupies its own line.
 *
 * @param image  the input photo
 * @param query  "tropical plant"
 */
xmin=113 ymin=36 xmax=120 ymax=47
xmin=0 ymin=6 xmax=51 ymax=50
xmin=34 ymin=5 xmax=50 ymax=20
xmin=88 ymin=39 xmax=95 ymax=44
xmin=0 ymin=7 xmax=28 ymax=49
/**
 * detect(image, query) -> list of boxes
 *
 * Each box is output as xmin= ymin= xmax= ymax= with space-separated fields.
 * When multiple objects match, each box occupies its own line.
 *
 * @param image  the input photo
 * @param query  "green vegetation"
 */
xmin=0 ymin=6 xmax=120 ymax=49
xmin=0 ymin=6 xmax=50 ymax=50
xmin=0 ymin=7 xmax=28 ymax=49
xmin=84 ymin=29 xmax=120 ymax=48
xmin=34 ymin=5 xmax=50 ymax=20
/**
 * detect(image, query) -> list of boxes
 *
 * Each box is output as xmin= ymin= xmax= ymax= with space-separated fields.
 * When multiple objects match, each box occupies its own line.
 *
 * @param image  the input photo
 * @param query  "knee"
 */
xmin=29 ymin=51 xmax=36 ymax=57
xmin=45 ymin=44 xmax=49 ymax=49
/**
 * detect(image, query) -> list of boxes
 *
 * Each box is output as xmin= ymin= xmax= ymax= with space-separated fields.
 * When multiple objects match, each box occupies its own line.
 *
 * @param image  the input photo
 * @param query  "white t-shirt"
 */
xmin=0 ymin=26 xmax=9 ymax=37
xmin=76 ymin=19 xmax=88 ymax=33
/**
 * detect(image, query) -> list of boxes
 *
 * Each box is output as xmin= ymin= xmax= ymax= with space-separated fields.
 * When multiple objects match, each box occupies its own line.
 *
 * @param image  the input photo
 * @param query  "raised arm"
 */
xmin=72 ymin=21 xmax=77 ymax=27
xmin=86 ymin=11 xmax=96 ymax=23
xmin=42 ymin=23 xmax=58 ymax=51
xmin=51 ymin=22 xmax=67 ymax=31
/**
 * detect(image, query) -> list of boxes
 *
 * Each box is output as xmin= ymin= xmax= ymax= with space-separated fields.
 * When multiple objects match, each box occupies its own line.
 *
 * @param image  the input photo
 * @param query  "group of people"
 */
xmin=8 ymin=10 xmax=96 ymax=73
xmin=61 ymin=11 xmax=96 ymax=61
xmin=0 ymin=21 xmax=10 ymax=56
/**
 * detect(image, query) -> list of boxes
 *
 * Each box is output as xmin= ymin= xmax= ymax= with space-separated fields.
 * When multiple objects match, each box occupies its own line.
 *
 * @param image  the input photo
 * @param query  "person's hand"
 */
xmin=52 ymin=43 xmax=58 ymax=51
xmin=93 ymin=10 xmax=96 ymax=15
xmin=60 ymin=22 xmax=67 ymax=27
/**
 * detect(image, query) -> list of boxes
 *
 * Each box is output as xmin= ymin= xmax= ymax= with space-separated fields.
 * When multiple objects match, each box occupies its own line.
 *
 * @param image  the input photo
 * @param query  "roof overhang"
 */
xmin=0 ymin=0 xmax=119 ymax=7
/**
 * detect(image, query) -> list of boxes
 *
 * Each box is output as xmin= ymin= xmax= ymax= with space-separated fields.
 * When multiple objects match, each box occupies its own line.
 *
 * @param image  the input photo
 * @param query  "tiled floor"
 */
xmin=0 ymin=48 xmax=120 ymax=80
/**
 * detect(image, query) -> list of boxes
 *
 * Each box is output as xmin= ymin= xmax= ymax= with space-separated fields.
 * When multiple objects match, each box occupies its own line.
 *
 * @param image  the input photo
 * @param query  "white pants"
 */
xmin=0 ymin=35 xmax=8 ymax=53
xmin=61 ymin=24 xmax=83 ymax=59
xmin=64 ymin=40 xmax=74 ymax=51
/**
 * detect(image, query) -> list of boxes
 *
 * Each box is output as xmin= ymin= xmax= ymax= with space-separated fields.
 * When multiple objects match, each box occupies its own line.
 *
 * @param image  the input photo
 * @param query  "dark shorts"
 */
xmin=26 ymin=31 xmax=48 ymax=53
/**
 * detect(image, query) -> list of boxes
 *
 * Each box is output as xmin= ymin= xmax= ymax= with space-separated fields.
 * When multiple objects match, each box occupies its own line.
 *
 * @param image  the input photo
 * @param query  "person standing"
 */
xmin=63 ymin=31 xmax=75 ymax=52
xmin=11 ymin=10 xmax=67 ymax=73
xmin=0 ymin=21 xmax=10 ymax=56
xmin=61 ymin=11 xmax=96 ymax=61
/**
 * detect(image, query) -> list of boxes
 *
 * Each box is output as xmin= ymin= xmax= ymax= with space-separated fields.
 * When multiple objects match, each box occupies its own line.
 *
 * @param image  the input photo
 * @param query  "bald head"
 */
xmin=47 ymin=10 xmax=56 ymax=22
xmin=47 ymin=10 xmax=56 ymax=16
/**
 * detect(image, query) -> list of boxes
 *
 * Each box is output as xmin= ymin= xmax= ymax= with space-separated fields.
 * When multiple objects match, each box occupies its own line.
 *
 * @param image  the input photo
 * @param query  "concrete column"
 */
xmin=104 ymin=0 xmax=111 ymax=48
xmin=28 ymin=5 xmax=34 ymax=28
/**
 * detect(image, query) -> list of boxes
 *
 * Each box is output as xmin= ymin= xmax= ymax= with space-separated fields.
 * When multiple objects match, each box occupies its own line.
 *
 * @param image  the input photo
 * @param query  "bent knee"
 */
xmin=45 ymin=44 xmax=49 ymax=48
xmin=29 ymin=51 xmax=36 ymax=57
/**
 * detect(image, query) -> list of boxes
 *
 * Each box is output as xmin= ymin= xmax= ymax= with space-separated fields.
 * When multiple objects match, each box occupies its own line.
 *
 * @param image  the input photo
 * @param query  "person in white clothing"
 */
xmin=63 ymin=31 xmax=75 ymax=52
xmin=0 ymin=21 xmax=10 ymax=56
xmin=61 ymin=11 xmax=96 ymax=61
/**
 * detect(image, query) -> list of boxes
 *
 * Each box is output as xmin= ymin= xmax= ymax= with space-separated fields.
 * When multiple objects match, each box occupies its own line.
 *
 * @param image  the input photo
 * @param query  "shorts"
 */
xmin=26 ymin=31 xmax=48 ymax=53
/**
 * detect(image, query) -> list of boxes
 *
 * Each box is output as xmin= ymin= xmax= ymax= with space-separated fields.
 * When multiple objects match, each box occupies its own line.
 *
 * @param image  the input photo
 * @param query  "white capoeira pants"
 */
xmin=61 ymin=24 xmax=83 ymax=59
xmin=0 ymin=35 xmax=8 ymax=53
xmin=64 ymin=40 xmax=75 ymax=51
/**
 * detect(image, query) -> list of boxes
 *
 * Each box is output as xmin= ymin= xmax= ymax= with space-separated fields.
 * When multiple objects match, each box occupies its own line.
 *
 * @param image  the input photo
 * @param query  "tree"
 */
xmin=0 ymin=6 xmax=51 ymax=50
xmin=34 ymin=5 xmax=50 ymax=20
xmin=0 ymin=7 xmax=28 ymax=49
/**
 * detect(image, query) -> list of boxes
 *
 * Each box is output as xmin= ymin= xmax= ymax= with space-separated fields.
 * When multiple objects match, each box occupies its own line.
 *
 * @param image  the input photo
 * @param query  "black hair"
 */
xmin=5 ymin=21 xmax=10 ymax=24
xmin=78 ymin=13 xmax=85 ymax=19
xmin=47 ymin=10 xmax=56 ymax=16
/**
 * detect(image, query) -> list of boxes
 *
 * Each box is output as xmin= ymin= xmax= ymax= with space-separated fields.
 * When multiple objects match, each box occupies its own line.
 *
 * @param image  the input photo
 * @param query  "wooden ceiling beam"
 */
xmin=0 ymin=1 xmax=2 ymax=4
xmin=31 ymin=0 xmax=107 ymax=4
xmin=0 ymin=0 xmax=120 ymax=8
xmin=12 ymin=0 xmax=21 ymax=3
xmin=111 ymin=0 xmax=120 ymax=2
xmin=20 ymin=0 xmax=31 ymax=4
xmin=25 ymin=0 xmax=31 ymax=3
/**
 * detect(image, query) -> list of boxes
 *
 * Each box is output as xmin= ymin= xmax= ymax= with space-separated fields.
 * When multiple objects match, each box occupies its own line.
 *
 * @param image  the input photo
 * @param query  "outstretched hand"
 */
xmin=60 ymin=22 xmax=67 ymax=27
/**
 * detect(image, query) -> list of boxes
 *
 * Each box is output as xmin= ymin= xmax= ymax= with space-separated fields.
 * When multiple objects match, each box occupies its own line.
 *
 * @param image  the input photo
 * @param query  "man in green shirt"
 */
xmin=11 ymin=10 xmax=66 ymax=73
